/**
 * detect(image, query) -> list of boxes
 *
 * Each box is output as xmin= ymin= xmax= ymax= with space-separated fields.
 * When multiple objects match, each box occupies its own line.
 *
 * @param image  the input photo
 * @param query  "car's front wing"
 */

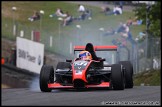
xmin=48 ymin=82 xmax=110 ymax=89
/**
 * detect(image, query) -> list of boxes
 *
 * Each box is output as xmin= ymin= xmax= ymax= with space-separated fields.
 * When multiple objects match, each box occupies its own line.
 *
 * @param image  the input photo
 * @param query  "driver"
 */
xmin=79 ymin=51 xmax=92 ymax=60
xmin=85 ymin=43 xmax=100 ymax=60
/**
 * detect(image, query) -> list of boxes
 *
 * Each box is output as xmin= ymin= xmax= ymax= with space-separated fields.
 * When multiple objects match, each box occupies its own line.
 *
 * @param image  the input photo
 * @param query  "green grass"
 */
xmin=133 ymin=69 xmax=161 ymax=86
xmin=2 ymin=1 xmax=145 ymax=58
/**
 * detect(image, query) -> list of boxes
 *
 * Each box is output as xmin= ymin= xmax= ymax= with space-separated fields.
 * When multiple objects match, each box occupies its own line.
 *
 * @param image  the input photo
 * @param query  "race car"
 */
xmin=39 ymin=43 xmax=133 ymax=92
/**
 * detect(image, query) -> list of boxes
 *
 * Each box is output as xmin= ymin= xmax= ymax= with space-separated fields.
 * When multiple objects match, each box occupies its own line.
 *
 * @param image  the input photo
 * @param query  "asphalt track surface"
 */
xmin=2 ymin=86 xmax=161 ymax=106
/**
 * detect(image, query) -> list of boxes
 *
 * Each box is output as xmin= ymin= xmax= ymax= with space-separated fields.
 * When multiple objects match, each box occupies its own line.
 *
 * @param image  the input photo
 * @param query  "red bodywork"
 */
xmin=48 ymin=45 xmax=117 ymax=89
xmin=72 ymin=59 xmax=92 ymax=83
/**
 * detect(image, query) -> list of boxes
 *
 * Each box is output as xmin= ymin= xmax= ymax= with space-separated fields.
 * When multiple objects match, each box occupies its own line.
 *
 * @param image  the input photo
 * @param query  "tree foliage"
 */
xmin=133 ymin=1 xmax=161 ymax=37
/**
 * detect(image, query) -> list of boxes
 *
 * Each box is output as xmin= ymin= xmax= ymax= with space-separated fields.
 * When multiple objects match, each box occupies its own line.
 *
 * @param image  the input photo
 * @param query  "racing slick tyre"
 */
xmin=56 ymin=62 xmax=71 ymax=70
xmin=40 ymin=65 xmax=54 ymax=92
xmin=111 ymin=64 xmax=125 ymax=90
xmin=119 ymin=61 xmax=133 ymax=88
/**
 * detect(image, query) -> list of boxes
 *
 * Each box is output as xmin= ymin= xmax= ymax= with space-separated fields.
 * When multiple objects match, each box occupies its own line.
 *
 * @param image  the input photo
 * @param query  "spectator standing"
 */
xmin=153 ymin=58 xmax=159 ymax=69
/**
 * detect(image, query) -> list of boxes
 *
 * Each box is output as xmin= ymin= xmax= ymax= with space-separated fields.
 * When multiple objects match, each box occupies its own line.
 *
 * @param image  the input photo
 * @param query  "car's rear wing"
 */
xmin=74 ymin=45 xmax=118 ymax=53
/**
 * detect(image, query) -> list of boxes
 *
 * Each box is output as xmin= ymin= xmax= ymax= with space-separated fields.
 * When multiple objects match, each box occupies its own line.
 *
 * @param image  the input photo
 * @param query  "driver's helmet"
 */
xmin=79 ymin=51 xmax=92 ymax=60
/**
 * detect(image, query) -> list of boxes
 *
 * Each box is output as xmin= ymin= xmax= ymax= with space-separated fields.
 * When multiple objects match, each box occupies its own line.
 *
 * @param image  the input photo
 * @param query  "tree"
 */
xmin=133 ymin=1 xmax=161 ymax=37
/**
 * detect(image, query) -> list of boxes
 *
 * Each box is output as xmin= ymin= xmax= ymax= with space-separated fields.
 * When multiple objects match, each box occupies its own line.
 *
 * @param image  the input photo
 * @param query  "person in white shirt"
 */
xmin=78 ymin=4 xmax=85 ymax=12
xmin=113 ymin=6 xmax=122 ymax=15
xmin=113 ymin=6 xmax=117 ymax=13
xmin=121 ymin=24 xmax=129 ymax=38
xmin=116 ymin=6 xmax=122 ymax=14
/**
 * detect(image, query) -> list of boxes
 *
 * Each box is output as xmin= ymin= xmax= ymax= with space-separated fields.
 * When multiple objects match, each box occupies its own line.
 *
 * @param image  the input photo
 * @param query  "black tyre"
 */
xmin=56 ymin=62 xmax=71 ymax=70
xmin=39 ymin=65 xmax=54 ymax=92
xmin=111 ymin=64 xmax=125 ymax=90
xmin=119 ymin=61 xmax=133 ymax=88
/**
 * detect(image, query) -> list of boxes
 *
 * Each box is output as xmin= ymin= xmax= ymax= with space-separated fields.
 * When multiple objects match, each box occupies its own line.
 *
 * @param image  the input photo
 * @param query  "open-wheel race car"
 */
xmin=40 ymin=43 xmax=133 ymax=92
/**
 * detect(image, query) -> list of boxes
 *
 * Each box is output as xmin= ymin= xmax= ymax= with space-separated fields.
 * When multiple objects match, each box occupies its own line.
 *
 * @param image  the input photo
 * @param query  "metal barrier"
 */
xmin=129 ymin=37 xmax=161 ymax=74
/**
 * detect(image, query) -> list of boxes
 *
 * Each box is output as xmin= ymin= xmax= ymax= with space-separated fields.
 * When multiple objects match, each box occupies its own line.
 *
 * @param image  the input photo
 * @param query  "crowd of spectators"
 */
xmin=48 ymin=4 xmax=92 ymax=26
xmin=27 ymin=2 xmax=143 ymax=45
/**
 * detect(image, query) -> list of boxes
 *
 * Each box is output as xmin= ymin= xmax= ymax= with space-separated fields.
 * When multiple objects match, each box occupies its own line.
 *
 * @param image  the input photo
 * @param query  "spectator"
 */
xmin=118 ymin=24 xmax=135 ymax=45
xmin=101 ymin=6 xmax=105 ymax=12
xmin=123 ymin=23 xmax=129 ymax=33
xmin=132 ymin=19 xmax=143 ymax=25
xmin=50 ymin=8 xmax=67 ymax=18
xmin=135 ymin=31 xmax=146 ymax=42
xmin=114 ymin=6 xmax=122 ymax=15
xmin=136 ymin=20 xmax=143 ymax=25
xmin=131 ymin=16 xmax=143 ymax=25
xmin=85 ymin=9 xmax=92 ymax=19
xmin=77 ymin=9 xmax=92 ymax=20
xmin=62 ymin=12 xmax=72 ymax=26
xmin=105 ymin=6 xmax=116 ymax=15
xmin=126 ymin=17 xmax=133 ymax=26
xmin=78 ymin=4 xmax=85 ymax=12
xmin=101 ymin=6 xmax=111 ymax=14
xmin=28 ymin=11 xmax=40 ymax=21
xmin=116 ymin=22 xmax=125 ymax=33
xmin=153 ymin=58 xmax=159 ymax=69
xmin=79 ymin=11 xmax=86 ymax=20
xmin=105 ymin=6 xmax=122 ymax=15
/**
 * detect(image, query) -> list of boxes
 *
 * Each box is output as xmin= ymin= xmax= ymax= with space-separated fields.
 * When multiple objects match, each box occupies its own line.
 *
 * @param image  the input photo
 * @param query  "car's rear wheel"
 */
xmin=119 ymin=61 xmax=133 ymax=88
xmin=111 ymin=64 xmax=125 ymax=90
xmin=39 ymin=65 xmax=54 ymax=92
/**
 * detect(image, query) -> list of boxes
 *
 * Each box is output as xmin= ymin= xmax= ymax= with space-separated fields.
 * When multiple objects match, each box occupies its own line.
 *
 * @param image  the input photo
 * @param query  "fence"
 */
xmin=123 ymin=37 xmax=161 ymax=74
xmin=2 ymin=18 xmax=161 ymax=74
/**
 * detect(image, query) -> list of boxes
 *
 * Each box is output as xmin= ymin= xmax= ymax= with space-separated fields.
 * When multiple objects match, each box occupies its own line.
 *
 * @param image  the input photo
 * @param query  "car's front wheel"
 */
xmin=39 ymin=65 xmax=54 ymax=92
